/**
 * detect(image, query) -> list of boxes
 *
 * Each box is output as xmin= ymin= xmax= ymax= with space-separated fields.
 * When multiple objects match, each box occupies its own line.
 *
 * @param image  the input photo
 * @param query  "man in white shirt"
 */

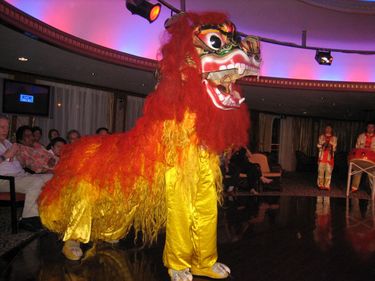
xmin=351 ymin=121 xmax=375 ymax=192
xmin=0 ymin=115 xmax=52 ymax=231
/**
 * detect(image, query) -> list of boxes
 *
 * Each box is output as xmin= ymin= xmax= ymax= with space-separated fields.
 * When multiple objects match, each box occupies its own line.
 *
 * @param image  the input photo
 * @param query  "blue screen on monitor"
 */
xmin=2 ymin=80 xmax=50 ymax=116
xmin=19 ymin=94 xmax=34 ymax=103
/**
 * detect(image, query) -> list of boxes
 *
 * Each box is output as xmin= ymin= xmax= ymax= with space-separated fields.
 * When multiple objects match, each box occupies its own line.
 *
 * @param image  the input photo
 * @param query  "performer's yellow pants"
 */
xmin=163 ymin=148 xmax=218 ymax=271
xmin=317 ymin=162 xmax=333 ymax=188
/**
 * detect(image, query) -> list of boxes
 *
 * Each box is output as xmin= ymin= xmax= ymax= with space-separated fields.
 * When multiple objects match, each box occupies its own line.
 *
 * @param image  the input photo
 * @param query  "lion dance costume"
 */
xmin=39 ymin=12 xmax=261 ymax=280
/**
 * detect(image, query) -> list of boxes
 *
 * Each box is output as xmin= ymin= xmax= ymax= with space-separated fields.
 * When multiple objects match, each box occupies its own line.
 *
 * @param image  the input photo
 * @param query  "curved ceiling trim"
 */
xmin=1 ymin=1 xmax=374 ymax=92
xmin=0 ymin=1 xmax=157 ymax=72
xmin=299 ymin=0 xmax=375 ymax=15
xmin=242 ymin=76 xmax=375 ymax=92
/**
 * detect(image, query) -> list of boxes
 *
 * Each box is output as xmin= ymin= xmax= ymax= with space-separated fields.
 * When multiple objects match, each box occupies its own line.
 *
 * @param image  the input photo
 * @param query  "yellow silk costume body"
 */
xmin=40 ymin=112 xmax=222 ymax=269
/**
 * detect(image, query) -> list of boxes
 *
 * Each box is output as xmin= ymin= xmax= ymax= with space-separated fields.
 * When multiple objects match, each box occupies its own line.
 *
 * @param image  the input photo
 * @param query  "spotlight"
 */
xmin=126 ymin=0 xmax=161 ymax=23
xmin=315 ymin=50 xmax=333 ymax=65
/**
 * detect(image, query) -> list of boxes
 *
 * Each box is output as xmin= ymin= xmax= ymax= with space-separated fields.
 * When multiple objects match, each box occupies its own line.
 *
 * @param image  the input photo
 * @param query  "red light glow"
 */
xmin=149 ymin=4 xmax=161 ymax=22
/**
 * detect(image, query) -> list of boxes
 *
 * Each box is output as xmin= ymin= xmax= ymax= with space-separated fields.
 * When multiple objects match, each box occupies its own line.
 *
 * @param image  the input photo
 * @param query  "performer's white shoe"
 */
xmin=168 ymin=268 xmax=193 ymax=281
xmin=191 ymin=262 xmax=231 ymax=279
xmin=62 ymin=240 xmax=83 ymax=261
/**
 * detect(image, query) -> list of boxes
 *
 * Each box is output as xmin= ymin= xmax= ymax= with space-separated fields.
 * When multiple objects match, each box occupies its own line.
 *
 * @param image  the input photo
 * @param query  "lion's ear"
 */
xmin=240 ymin=36 xmax=261 ymax=56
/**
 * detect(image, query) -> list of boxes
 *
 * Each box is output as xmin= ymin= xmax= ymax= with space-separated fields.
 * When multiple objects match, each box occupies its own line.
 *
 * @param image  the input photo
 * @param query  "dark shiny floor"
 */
xmin=1 ymin=195 xmax=375 ymax=281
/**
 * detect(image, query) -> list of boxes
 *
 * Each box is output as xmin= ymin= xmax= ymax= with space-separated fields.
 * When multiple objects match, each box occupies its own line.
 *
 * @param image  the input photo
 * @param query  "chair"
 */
xmin=0 ymin=175 xmax=25 ymax=233
xmin=249 ymin=153 xmax=282 ymax=191
xmin=223 ymin=165 xmax=262 ymax=193
xmin=346 ymin=160 xmax=375 ymax=200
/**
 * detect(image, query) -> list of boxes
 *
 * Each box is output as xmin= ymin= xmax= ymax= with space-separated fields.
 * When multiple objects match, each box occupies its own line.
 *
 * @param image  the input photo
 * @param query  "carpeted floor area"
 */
xmin=0 ymin=208 xmax=41 ymax=258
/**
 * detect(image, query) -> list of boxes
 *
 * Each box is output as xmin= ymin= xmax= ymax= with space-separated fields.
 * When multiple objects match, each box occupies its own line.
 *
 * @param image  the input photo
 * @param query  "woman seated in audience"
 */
xmin=96 ymin=127 xmax=110 ymax=135
xmin=67 ymin=129 xmax=81 ymax=144
xmin=46 ymin=129 xmax=60 ymax=150
xmin=225 ymin=146 xmax=272 ymax=194
xmin=16 ymin=125 xmax=55 ymax=173
xmin=0 ymin=115 xmax=52 ymax=232
xmin=32 ymin=126 xmax=44 ymax=147
xmin=48 ymin=137 xmax=67 ymax=164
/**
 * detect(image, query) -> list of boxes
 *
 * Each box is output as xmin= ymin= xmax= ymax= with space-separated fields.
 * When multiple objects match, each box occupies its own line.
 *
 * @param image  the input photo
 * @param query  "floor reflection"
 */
xmin=314 ymin=196 xmax=332 ymax=251
xmin=345 ymin=198 xmax=375 ymax=259
xmin=222 ymin=196 xmax=280 ymax=243
xmin=38 ymin=245 xmax=159 ymax=281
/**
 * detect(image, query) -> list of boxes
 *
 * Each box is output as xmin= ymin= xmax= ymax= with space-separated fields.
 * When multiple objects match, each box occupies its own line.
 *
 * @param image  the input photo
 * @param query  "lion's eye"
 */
xmin=197 ymin=31 xmax=226 ymax=51
xmin=209 ymin=35 xmax=222 ymax=50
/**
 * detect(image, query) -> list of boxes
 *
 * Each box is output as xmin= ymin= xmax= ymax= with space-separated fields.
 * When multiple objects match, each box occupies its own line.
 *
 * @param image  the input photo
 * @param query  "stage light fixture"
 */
xmin=315 ymin=50 xmax=333 ymax=65
xmin=126 ymin=0 xmax=161 ymax=23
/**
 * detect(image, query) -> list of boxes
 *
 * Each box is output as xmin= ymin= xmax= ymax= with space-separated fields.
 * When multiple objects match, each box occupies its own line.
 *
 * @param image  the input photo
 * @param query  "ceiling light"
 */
xmin=315 ymin=50 xmax=333 ymax=65
xmin=18 ymin=57 xmax=28 ymax=62
xmin=126 ymin=0 xmax=161 ymax=23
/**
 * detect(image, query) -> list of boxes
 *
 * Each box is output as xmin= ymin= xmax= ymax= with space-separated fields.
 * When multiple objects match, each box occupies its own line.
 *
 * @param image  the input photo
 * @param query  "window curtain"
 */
xmin=278 ymin=116 xmax=364 ymax=171
xmin=125 ymin=95 xmax=145 ymax=131
xmin=34 ymin=80 xmax=114 ymax=144
xmin=279 ymin=117 xmax=296 ymax=171
xmin=292 ymin=117 xmax=365 ymax=157
xmin=258 ymin=113 xmax=277 ymax=152
xmin=293 ymin=117 xmax=316 ymax=157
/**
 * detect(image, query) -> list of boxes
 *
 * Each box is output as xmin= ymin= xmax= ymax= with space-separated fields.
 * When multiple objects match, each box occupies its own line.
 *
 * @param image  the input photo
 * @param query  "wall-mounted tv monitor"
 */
xmin=2 ymin=79 xmax=50 ymax=117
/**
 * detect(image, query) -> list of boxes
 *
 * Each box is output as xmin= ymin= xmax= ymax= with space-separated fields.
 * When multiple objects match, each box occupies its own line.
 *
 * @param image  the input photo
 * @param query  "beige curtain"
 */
xmin=279 ymin=117 xmax=296 ymax=171
xmin=34 ymin=80 xmax=114 ymax=144
xmin=293 ymin=117 xmax=316 ymax=156
xmin=292 ymin=117 xmax=365 ymax=157
xmin=125 ymin=95 xmax=145 ymax=131
xmin=258 ymin=113 xmax=277 ymax=152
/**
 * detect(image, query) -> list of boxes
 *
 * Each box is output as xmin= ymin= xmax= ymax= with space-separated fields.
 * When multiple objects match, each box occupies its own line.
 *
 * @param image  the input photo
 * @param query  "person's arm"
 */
xmin=1 ymin=143 xmax=19 ymax=162
xmin=317 ymin=135 xmax=324 ymax=149
xmin=331 ymin=137 xmax=337 ymax=152
xmin=355 ymin=134 xmax=362 ymax=149
xmin=224 ymin=148 xmax=233 ymax=173
xmin=244 ymin=147 xmax=252 ymax=159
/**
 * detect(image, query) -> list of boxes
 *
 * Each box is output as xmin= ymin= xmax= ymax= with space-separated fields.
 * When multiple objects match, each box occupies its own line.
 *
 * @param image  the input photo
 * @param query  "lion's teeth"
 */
xmin=219 ymin=65 xmax=227 ymax=71
xmin=239 ymin=63 xmax=246 ymax=75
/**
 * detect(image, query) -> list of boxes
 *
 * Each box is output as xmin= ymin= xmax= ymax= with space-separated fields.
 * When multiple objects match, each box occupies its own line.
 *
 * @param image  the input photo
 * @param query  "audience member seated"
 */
xmin=225 ymin=146 xmax=272 ymax=195
xmin=48 ymin=137 xmax=67 ymax=164
xmin=67 ymin=129 xmax=81 ymax=144
xmin=32 ymin=126 xmax=44 ymax=147
xmin=46 ymin=129 xmax=60 ymax=150
xmin=96 ymin=127 xmax=110 ymax=135
xmin=0 ymin=115 xmax=52 ymax=231
xmin=16 ymin=125 xmax=55 ymax=173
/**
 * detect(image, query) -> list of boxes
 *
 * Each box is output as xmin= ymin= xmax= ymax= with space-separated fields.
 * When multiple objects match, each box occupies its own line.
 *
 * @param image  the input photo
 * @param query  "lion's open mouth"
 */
xmin=201 ymin=49 xmax=260 ymax=110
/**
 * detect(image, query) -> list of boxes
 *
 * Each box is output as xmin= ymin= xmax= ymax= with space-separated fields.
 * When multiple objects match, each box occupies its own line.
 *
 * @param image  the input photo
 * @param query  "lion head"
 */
xmin=194 ymin=21 xmax=260 ymax=110
xmin=144 ymin=12 xmax=260 ymax=153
